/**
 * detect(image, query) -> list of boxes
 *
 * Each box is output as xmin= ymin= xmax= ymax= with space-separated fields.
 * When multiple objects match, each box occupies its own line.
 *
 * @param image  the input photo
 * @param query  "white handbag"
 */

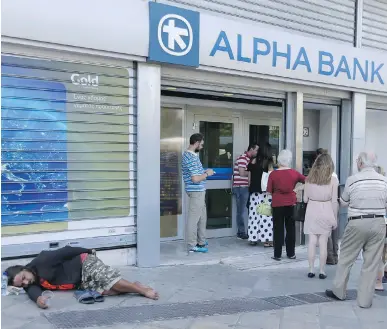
xmin=261 ymin=171 xmax=271 ymax=192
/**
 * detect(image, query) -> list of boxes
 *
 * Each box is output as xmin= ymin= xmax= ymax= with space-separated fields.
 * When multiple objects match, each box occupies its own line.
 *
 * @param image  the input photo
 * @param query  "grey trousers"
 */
xmin=327 ymin=226 xmax=339 ymax=263
xmin=187 ymin=191 xmax=207 ymax=249
xmin=332 ymin=217 xmax=386 ymax=308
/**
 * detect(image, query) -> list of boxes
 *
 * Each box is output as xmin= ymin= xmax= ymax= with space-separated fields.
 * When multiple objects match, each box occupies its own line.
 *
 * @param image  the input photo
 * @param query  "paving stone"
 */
xmin=2 ymin=317 xmax=42 ymax=329
xmin=318 ymin=315 xmax=362 ymax=329
xmin=150 ymin=318 xmax=193 ymax=329
xmin=237 ymin=310 xmax=281 ymax=329
xmin=282 ymin=304 xmax=319 ymax=324
xmin=19 ymin=317 xmax=56 ymax=329
xmin=167 ymin=287 xmax=214 ymax=303
xmin=189 ymin=322 xmax=231 ymax=329
xmin=279 ymin=320 xmax=320 ymax=329
xmin=359 ymin=323 xmax=387 ymax=329
xmin=212 ymin=286 xmax=253 ymax=299
xmin=319 ymin=302 xmax=358 ymax=319
xmin=354 ymin=306 xmax=387 ymax=322
xmin=190 ymin=314 xmax=240 ymax=327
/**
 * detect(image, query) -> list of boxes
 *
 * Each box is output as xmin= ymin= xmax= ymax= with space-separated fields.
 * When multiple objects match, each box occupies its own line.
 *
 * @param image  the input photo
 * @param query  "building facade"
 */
xmin=1 ymin=0 xmax=386 ymax=267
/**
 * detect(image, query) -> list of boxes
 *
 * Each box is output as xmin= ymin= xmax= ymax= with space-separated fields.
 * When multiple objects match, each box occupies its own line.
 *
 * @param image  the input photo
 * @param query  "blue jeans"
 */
xmin=233 ymin=187 xmax=249 ymax=235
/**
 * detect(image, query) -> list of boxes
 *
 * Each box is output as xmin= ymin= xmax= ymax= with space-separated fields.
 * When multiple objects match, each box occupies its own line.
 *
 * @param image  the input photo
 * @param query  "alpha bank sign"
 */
xmin=148 ymin=3 xmax=387 ymax=93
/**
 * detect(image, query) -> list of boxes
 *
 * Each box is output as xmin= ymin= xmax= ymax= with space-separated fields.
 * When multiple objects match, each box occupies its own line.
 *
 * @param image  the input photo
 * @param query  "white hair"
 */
xmin=278 ymin=149 xmax=293 ymax=167
xmin=358 ymin=152 xmax=377 ymax=168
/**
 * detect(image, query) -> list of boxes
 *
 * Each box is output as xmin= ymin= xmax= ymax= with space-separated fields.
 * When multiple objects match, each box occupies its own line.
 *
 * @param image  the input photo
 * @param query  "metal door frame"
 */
xmin=187 ymin=112 xmax=241 ymax=238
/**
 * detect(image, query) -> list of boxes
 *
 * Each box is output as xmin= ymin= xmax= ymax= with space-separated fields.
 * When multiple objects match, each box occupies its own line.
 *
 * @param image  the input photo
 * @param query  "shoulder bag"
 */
xmin=293 ymin=190 xmax=307 ymax=222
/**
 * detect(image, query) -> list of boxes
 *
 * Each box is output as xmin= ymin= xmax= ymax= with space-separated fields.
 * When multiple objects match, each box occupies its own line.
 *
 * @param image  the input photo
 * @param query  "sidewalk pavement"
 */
xmin=2 ymin=246 xmax=386 ymax=329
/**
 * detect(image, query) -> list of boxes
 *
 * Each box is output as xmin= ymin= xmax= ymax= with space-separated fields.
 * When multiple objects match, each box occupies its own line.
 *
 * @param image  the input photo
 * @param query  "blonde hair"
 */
xmin=307 ymin=153 xmax=334 ymax=185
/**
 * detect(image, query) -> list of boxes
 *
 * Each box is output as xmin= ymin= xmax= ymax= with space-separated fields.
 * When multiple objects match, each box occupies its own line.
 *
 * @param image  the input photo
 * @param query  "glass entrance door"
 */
xmin=244 ymin=118 xmax=282 ymax=166
xmin=191 ymin=115 xmax=239 ymax=238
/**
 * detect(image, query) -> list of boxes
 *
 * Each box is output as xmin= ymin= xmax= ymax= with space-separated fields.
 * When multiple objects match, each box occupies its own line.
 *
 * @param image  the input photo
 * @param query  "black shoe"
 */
xmin=308 ymin=273 xmax=315 ymax=278
xmin=237 ymin=233 xmax=248 ymax=240
xmin=325 ymin=289 xmax=342 ymax=301
xmin=271 ymin=256 xmax=281 ymax=261
xmin=319 ymin=274 xmax=327 ymax=280
xmin=287 ymin=255 xmax=296 ymax=260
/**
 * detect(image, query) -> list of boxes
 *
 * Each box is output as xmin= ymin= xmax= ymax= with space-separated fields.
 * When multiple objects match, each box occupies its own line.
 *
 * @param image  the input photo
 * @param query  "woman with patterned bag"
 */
xmin=247 ymin=142 xmax=274 ymax=247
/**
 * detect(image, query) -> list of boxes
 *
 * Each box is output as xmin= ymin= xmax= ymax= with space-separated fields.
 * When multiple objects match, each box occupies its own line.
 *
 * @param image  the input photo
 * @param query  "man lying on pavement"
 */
xmin=5 ymin=246 xmax=159 ymax=309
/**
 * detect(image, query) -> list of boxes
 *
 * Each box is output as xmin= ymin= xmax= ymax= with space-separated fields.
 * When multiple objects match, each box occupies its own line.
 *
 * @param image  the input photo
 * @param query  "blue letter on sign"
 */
xmin=253 ymin=38 xmax=271 ymax=64
xmin=318 ymin=51 xmax=334 ymax=76
xmin=371 ymin=62 xmax=385 ymax=85
xmin=272 ymin=42 xmax=291 ymax=69
xmin=334 ymin=56 xmax=352 ymax=80
xmin=353 ymin=58 xmax=369 ymax=82
xmin=292 ymin=47 xmax=311 ymax=72
xmin=237 ymin=34 xmax=251 ymax=63
xmin=210 ymin=31 xmax=234 ymax=60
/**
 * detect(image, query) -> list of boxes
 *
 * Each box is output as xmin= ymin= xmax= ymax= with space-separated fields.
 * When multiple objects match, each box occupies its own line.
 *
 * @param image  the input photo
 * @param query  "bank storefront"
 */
xmin=2 ymin=0 xmax=386 ymax=267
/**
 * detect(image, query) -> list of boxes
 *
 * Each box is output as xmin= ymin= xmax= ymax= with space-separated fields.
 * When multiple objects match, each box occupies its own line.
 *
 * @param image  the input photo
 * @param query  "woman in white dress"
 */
xmin=247 ymin=143 xmax=274 ymax=247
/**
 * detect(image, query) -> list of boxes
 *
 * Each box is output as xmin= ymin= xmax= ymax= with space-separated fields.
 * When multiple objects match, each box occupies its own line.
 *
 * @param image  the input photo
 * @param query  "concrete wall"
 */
xmin=303 ymin=110 xmax=320 ymax=152
xmin=366 ymin=109 xmax=387 ymax=171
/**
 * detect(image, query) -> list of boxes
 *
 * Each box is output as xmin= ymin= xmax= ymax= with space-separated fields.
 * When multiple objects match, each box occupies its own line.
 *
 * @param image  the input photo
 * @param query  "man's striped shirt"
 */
xmin=182 ymin=151 xmax=206 ymax=192
xmin=233 ymin=152 xmax=250 ymax=187
xmin=340 ymin=167 xmax=387 ymax=217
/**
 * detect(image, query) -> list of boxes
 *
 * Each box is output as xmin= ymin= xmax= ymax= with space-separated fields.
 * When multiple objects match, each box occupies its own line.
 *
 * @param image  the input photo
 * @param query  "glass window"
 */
xmin=199 ymin=121 xmax=233 ymax=180
xmin=206 ymin=189 xmax=232 ymax=229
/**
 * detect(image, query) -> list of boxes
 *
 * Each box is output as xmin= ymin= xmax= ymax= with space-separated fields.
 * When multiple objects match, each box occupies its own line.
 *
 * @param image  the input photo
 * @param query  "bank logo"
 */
xmin=158 ymin=14 xmax=193 ymax=56
xmin=149 ymin=2 xmax=200 ymax=67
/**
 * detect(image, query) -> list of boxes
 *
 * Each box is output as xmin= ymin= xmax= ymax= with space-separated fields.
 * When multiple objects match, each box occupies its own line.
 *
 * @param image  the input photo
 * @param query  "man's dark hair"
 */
xmin=6 ymin=265 xmax=26 ymax=286
xmin=247 ymin=143 xmax=259 ymax=152
xmin=190 ymin=133 xmax=204 ymax=145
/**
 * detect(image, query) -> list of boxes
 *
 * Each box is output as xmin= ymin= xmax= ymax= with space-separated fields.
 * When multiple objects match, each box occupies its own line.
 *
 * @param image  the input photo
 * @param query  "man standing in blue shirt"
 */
xmin=182 ymin=133 xmax=214 ymax=252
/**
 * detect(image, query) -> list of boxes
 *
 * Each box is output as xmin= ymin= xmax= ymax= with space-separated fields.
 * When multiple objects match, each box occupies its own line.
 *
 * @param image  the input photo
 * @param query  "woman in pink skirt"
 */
xmin=304 ymin=153 xmax=338 ymax=279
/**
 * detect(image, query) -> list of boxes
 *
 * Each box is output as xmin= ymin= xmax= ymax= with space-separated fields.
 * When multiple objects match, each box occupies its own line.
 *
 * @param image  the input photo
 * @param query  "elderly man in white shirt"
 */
xmin=326 ymin=152 xmax=387 ymax=308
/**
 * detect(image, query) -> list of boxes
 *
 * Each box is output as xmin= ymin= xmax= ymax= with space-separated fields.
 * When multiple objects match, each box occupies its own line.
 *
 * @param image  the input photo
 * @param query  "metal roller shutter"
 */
xmin=157 ymin=0 xmax=356 ymax=43
xmin=1 ymin=55 xmax=136 ymax=258
xmin=362 ymin=0 xmax=387 ymax=51
xmin=367 ymin=95 xmax=387 ymax=111
xmin=161 ymin=66 xmax=286 ymax=100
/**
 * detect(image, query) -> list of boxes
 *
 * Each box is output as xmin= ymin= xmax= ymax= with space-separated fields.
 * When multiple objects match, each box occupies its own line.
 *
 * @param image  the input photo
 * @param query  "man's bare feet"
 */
xmin=134 ymin=281 xmax=159 ymax=300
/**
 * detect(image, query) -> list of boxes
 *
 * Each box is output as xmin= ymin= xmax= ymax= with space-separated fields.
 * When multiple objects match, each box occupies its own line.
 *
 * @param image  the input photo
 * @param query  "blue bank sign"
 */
xmin=148 ymin=2 xmax=200 ymax=67
xmin=149 ymin=4 xmax=387 ymax=93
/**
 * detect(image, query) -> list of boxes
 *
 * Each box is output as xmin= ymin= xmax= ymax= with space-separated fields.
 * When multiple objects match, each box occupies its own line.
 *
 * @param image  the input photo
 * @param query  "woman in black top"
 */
xmin=247 ymin=142 xmax=274 ymax=246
